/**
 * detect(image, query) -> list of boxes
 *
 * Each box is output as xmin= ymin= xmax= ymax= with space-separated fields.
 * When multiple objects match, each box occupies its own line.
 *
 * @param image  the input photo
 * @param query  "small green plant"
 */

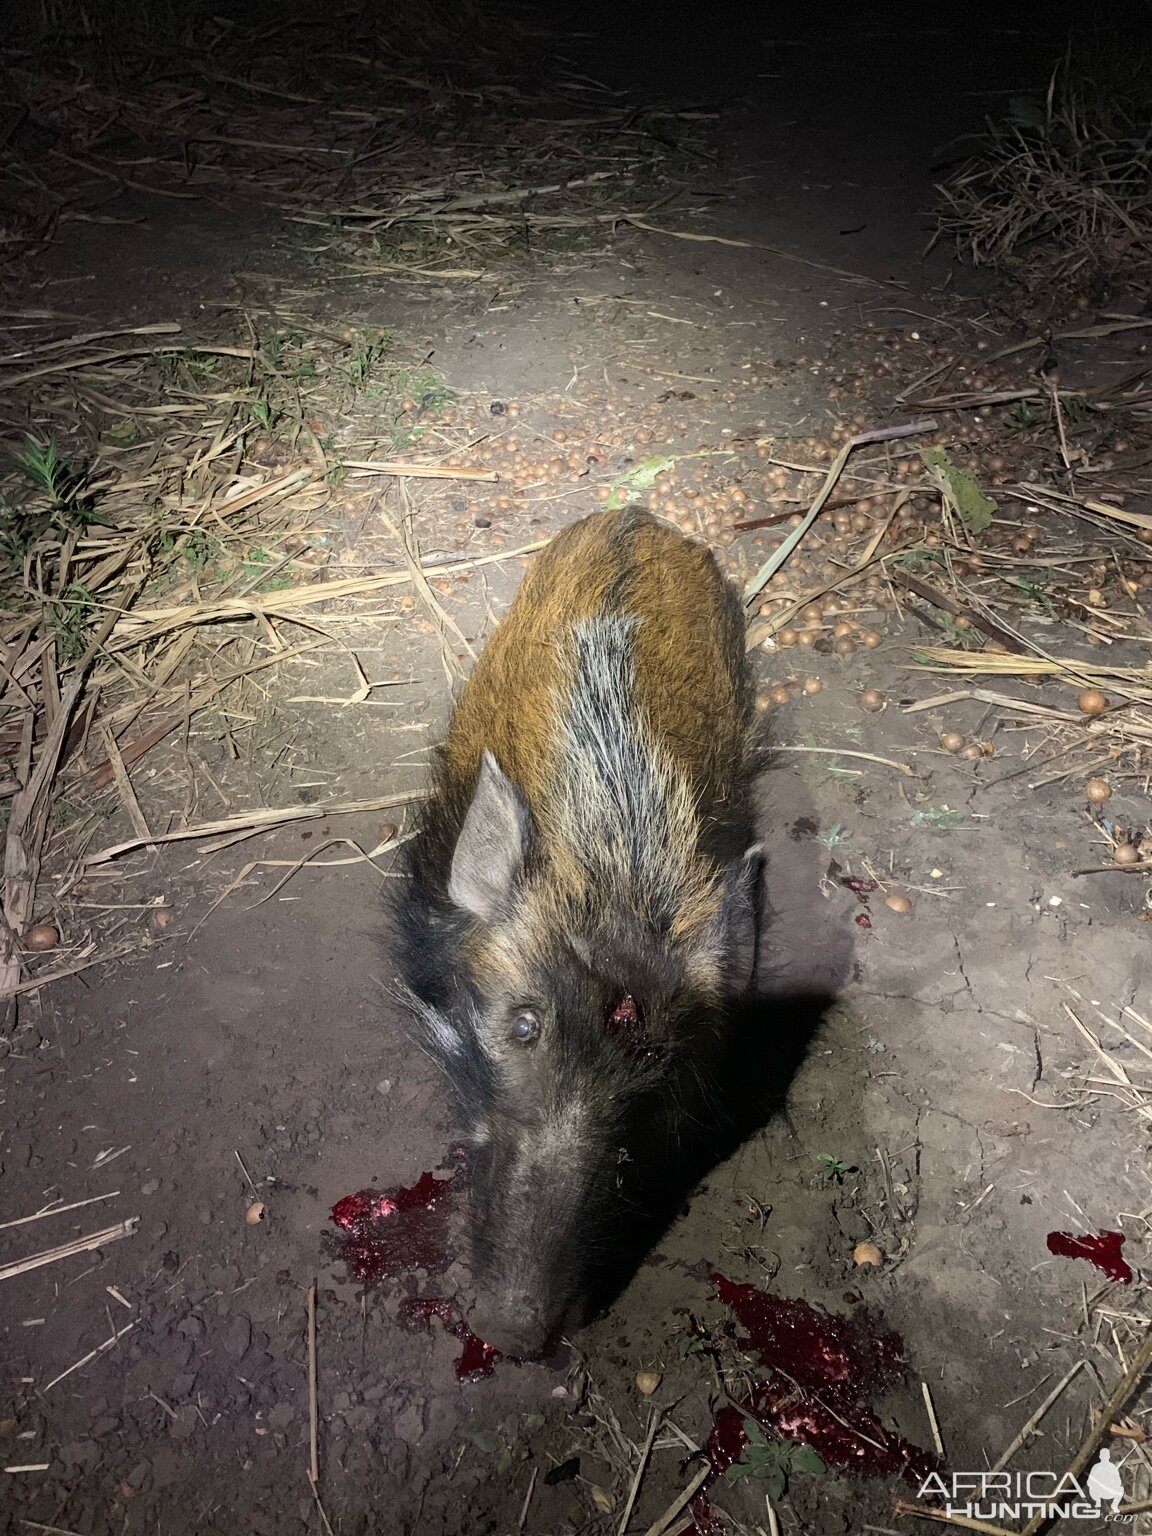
xmin=47 ymin=581 xmax=97 ymax=662
xmin=726 ymin=1422 xmax=827 ymax=1497
xmin=936 ymin=613 xmax=983 ymax=648
xmin=239 ymin=548 xmax=294 ymax=592
xmin=154 ymin=349 xmax=217 ymax=386
xmin=920 ymin=446 xmax=995 ymax=535
xmin=181 ymin=529 xmax=221 ymax=571
xmin=817 ymin=822 xmax=848 ymax=849
xmin=817 ymin=1153 xmax=856 ymax=1185
xmin=909 ymin=804 xmax=966 ymax=828
xmin=1006 ymin=401 xmax=1039 ymax=431
xmin=1061 ymin=394 xmax=1094 ymax=429
xmin=4 ymin=438 xmax=111 ymax=564
xmin=1010 ymin=574 xmax=1054 ymax=614
xmin=344 ymin=331 xmax=393 ymax=388
xmin=605 ymin=456 xmax=679 ymax=510
xmin=892 ymin=547 xmax=947 ymax=574
xmin=16 ymin=436 xmax=99 ymax=529
xmin=248 ymin=398 xmax=280 ymax=432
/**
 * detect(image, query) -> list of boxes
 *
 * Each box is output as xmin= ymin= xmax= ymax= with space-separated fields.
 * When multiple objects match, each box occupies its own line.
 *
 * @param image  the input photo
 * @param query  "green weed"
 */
xmin=817 ymin=1153 xmax=856 ymax=1185
xmin=726 ymin=1423 xmax=826 ymax=1499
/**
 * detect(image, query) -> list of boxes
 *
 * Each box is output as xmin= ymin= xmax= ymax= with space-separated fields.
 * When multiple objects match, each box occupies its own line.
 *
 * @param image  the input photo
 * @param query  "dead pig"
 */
xmin=394 ymin=508 xmax=761 ymax=1356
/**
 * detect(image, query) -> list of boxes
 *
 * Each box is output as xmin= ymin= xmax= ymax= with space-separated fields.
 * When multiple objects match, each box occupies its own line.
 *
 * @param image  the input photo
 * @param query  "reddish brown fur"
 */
xmin=442 ymin=509 xmax=748 ymax=842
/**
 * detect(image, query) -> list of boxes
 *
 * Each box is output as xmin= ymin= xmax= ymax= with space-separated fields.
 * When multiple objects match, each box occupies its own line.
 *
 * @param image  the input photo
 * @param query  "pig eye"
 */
xmin=511 ymin=1011 xmax=539 ymax=1044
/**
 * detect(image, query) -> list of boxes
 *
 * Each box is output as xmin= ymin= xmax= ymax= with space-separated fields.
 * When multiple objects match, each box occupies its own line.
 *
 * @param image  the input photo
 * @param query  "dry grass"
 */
xmin=935 ymin=59 xmax=1152 ymax=290
xmin=4 ymin=0 xmax=708 ymax=279
xmin=0 ymin=0 xmax=719 ymax=1012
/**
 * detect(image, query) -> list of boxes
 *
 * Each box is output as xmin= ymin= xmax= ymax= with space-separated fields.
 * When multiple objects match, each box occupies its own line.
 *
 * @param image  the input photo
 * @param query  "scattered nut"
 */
xmin=635 ymin=1370 xmax=662 ymax=1396
xmin=245 ymin=1201 xmax=266 ymax=1225
xmin=1085 ymin=779 xmax=1112 ymax=805
xmin=939 ymin=732 xmax=965 ymax=753
xmin=833 ymin=636 xmax=857 ymax=657
xmin=885 ymin=893 xmax=912 ymax=914
xmin=860 ymin=688 xmax=885 ymax=712
xmin=24 ymin=923 xmax=59 ymax=952
xmin=776 ymin=626 xmax=799 ymax=648
xmin=1114 ymin=843 xmax=1142 ymax=866
xmin=1077 ymin=688 xmax=1108 ymax=717
xmin=960 ymin=742 xmax=985 ymax=761
xmin=853 ymin=1241 xmax=883 ymax=1267
xmin=769 ymin=684 xmax=792 ymax=708
xmin=377 ymin=823 xmax=398 ymax=845
xmin=802 ymin=676 xmax=824 ymax=695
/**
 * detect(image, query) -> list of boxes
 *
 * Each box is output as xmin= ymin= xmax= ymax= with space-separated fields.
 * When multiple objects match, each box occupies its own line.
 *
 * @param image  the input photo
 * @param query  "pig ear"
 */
xmin=718 ymin=843 xmax=763 ymax=992
xmin=449 ymin=751 xmax=531 ymax=922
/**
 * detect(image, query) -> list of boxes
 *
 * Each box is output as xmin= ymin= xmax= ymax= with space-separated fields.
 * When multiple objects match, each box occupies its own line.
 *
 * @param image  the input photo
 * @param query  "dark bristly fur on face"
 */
xmin=393 ymin=508 xmax=760 ymax=1356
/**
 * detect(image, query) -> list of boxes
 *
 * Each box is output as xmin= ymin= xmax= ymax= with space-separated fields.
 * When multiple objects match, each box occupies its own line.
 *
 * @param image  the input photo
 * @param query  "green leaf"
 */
xmin=605 ymin=455 xmax=678 ymax=509
xmin=791 ymin=1445 xmax=827 ymax=1475
xmin=920 ymin=446 xmax=995 ymax=534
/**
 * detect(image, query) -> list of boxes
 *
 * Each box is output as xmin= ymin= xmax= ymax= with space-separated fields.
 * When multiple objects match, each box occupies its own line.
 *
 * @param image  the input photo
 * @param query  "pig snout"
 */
xmin=469 ymin=1294 xmax=558 ymax=1359
xmin=465 ymin=1124 xmax=597 ymax=1357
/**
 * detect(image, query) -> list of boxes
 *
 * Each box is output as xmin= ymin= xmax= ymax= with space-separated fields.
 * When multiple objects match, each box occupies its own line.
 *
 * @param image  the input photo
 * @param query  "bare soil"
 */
xmin=4 ymin=6 xmax=1152 ymax=1536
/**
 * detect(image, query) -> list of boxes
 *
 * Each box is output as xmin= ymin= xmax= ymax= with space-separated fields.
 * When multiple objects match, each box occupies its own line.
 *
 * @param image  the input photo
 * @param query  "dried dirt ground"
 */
xmin=4 ymin=6 xmax=1152 ymax=1536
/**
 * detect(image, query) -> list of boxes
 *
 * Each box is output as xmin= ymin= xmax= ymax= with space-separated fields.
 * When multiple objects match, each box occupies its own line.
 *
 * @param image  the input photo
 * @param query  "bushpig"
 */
xmin=394 ymin=508 xmax=760 ymax=1355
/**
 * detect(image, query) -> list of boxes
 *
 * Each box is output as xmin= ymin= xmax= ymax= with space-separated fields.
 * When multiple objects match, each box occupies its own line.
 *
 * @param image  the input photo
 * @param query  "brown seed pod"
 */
xmin=24 ymin=923 xmax=59 ymax=952
xmin=1114 ymin=843 xmax=1141 ymax=866
xmin=853 ymin=1241 xmax=883 ymax=1267
xmin=859 ymin=628 xmax=882 ymax=648
xmin=802 ymin=676 xmax=824 ymax=695
xmin=884 ymin=893 xmax=912 ymax=914
xmin=960 ymin=742 xmax=985 ymax=761
xmin=635 ymin=1370 xmax=662 ymax=1396
xmin=940 ymin=732 xmax=965 ymax=753
xmin=1085 ymin=779 xmax=1112 ymax=805
xmin=245 ymin=1201 xmax=266 ymax=1225
xmin=769 ymin=684 xmax=792 ymax=707
xmin=860 ymin=688 xmax=885 ymax=712
xmin=1078 ymin=688 xmax=1108 ymax=717
xmin=833 ymin=636 xmax=857 ymax=657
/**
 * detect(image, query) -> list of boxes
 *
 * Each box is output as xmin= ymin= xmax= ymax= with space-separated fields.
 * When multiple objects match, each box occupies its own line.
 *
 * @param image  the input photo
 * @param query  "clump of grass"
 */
xmin=1 ymin=437 xmax=111 ymax=569
xmin=935 ymin=56 xmax=1152 ymax=286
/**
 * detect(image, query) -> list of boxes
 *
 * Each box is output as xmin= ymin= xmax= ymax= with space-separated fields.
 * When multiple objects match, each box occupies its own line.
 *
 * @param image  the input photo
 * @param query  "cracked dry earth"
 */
xmin=4 ymin=4 xmax=1152 ymax=1536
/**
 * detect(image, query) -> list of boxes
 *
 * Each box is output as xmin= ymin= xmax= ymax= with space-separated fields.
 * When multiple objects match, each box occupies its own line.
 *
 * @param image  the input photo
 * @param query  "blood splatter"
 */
xmin=855 ymin=912 xmax=873 ymax=929
xmin=401 ymin=1296 xmax=500 ymax=1382
xmin=706 ymin=1275 xmax=936 ymax=1482
xmin=839 ymin=875 xmax=879 ymax=903
xmin=328 ymin=1171 xmax=453 ymax=1286
xmin=1046 ymin=1229 xmax=1132 ymax=1285
xmin=689 ymin=1494 xmax=727 ymax=1536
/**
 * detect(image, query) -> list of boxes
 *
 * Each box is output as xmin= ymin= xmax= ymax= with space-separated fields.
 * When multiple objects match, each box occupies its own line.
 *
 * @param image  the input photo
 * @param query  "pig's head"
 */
xmin=404 ymin=750 xmax=760 ymax=1357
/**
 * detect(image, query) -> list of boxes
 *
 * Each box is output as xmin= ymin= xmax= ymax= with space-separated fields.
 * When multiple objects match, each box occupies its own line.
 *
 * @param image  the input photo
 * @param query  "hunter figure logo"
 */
xmin=1088 ymin=1449 xmax=1125 ymax=1514
xmin=917 ymin=1450 xmax=1130 ymax=1522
